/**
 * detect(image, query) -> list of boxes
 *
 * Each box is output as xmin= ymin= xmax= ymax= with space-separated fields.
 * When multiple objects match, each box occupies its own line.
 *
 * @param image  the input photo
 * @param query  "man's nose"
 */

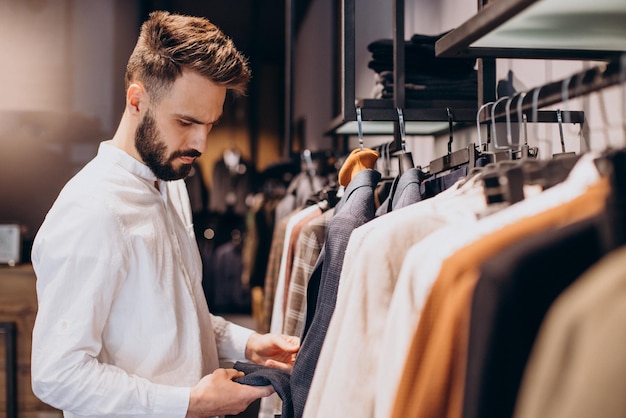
xmin=188 ymin=126 xmax=210 ymax=154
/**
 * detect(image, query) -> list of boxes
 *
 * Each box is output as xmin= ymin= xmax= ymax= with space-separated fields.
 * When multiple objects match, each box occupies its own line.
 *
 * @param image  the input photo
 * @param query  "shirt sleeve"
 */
xmin=211 ymin=314 xmax=256 ymax=362
xmin=31 ymin=195 xmax=190 ymax=417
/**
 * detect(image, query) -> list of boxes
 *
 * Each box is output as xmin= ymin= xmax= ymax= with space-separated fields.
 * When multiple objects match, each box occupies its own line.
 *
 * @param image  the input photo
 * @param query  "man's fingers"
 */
xmin=265 ymin=359 xmax=293 ymax=373
xmin=222 ymin=368 xmax=245 ymax=380
xmin=281 ymin=335 xmax=300 ymax=350
xmin=254 ymin=385 xmax=275 ymax=397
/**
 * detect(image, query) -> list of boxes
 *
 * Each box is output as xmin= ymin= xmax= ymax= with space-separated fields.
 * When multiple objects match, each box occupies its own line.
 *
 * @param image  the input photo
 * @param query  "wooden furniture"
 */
xmin=0 ymin=321 xmax=17 ymax=418
xmin=0 ymin=265 xmax=61 ymax=418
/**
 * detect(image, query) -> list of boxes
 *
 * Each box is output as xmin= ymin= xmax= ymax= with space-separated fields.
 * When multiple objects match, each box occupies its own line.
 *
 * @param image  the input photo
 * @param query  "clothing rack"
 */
xmin=271 ymin=2 xmax=626 ymax=418
xmin=482 ymin=60 xmax=624 ymax=124
xmin=424 ymin=57 xmax=626 ymax=175
xmin=326 ymin=0 xmax=594 ymax=160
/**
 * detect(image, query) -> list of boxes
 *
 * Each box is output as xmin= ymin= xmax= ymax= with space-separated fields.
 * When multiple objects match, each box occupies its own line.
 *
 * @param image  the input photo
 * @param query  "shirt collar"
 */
xmin=98 ymin=141 xmax=158 ymax=182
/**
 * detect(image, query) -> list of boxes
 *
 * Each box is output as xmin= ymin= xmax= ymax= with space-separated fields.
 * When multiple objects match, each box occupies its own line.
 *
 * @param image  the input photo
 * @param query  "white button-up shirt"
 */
xmin=31 ymin=141 xmax=253 ymax=417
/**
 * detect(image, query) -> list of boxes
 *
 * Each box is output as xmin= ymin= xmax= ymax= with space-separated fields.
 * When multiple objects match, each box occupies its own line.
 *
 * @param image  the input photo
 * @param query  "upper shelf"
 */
xmin=435 ymin=0 xmax=626 ymax=60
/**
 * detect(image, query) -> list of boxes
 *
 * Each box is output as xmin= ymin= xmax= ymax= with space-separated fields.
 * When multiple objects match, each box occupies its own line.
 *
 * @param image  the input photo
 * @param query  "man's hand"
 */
xmin=245 ymin=333 xmax=300 ymax=372
xmin=186 ymin=368 xmax=273 ymax=417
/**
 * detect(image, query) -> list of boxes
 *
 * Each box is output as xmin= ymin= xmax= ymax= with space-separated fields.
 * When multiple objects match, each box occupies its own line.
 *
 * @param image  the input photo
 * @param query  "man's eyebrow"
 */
xmin=174 ymin=113 xmax=222 ymax=125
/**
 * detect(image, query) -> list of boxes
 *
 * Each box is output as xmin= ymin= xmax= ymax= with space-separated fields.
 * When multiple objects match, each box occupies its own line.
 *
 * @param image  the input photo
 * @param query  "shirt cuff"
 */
xmin=153 ymin=384 xmax=190 ymax=417
xmin=226 ymin=322 xmax=256 ymax=362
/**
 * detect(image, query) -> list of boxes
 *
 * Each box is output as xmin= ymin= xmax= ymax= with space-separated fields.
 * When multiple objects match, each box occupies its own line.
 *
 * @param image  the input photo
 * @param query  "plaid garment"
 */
xmin=283 ymin=208 xmax=333 ymax=338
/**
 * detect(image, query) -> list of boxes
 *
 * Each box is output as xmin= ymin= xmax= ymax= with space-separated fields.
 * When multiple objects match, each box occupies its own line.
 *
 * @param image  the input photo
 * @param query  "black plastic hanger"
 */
xmin=395 ymin=108 xmax=414 ymax=175
xmin=428 ymin=107 xmax=479 ymax=175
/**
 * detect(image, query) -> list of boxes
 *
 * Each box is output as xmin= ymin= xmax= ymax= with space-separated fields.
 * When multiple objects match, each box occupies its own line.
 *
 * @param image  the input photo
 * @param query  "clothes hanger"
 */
xmin=382 ymin=141 xmax=397 ymax=181
xmin=481 ymin=78 xmax=587 ymax=205
xmin=380 ymin=142 xmax=396 ymax=180
xmin=395 ymin=108 xmax=415 ymax=175
xmin=551 ymin=75 xmax=579 ymax=159
xmin=480 ymin=96 xmax=527 ymax=205
xmin=373 ymin=140 xmax=398 ymax=212
xmin=475 ymin=100 xmax=510 ymax=164
xmin=476 ymin=101 xmax=494 ymax=152
xmin=428 ymin=107 xmax=478 ymax=175
xmin=515 ymin=91 xmax=539 ymax=159
xmin=505 ymin=94 xmax=519 ymax=149
xmin=523 ymin=82 xmax=580 ymax=189
xmin=506 ymin=91 xmax=537 ymax=159
xmin=337 ymin=106 xmax=380 ymax=187
xmin=491 ymin=95 xmax=513 ymax=151
xmin=530 ymin=84 xmax=548 ymax=157
xmin=357 ymin=106 xmax=364 ymax=151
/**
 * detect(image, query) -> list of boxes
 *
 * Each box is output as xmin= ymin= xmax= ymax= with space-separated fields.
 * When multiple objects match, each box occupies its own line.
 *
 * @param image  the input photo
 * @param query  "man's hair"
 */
xmin=125 ymin=11 xmax=251 ymax=102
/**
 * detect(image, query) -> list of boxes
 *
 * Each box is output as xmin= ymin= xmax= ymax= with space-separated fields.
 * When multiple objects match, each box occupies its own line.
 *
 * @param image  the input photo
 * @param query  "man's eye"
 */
xmin=178 ymin=120 xmax=192 ymax=127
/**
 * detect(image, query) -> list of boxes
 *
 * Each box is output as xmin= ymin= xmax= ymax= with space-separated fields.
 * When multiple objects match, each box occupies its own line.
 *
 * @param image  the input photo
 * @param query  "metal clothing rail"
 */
xmin=481 ymin=59 xmax=624 ymax=124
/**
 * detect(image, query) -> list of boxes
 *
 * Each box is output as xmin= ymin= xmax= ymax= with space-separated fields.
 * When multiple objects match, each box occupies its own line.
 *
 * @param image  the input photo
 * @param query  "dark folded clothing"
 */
xmin=375 ymin=69 xmax=478 ymax=101
xmin=410 ymin=31 xmax=452 ymax=45
xmin=367 ymin=32 xmax=476 ymax=78
xmin=367 ymin=32 xmax=445 ymax=54
xmin=368 ymin=57 xmax=475 ymax=78
xmin=380 ymin=87 xmax=477 ymax=101
xmin=377 ymin=70 xmax=477 ymax=87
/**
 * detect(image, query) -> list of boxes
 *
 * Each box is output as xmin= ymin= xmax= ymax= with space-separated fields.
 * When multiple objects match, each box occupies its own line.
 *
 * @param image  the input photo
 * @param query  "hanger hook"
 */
xmin=505 ymin=93 xmax=523 ymax=148
xmin=515 ymin=91 xmax=528 ymax=146
xmin=356 ymin=106 xmax=364 ymax=151
xmin=561 ymin=75 xmax=574 ymax=125
xmin=396 ymin=108 xmax=406 ymax=151
xmin=384 ymin=141 xmax=391 ymax=176
xmin=531 ymin=85 xmax=547 ymax=153
xmin=491 ymin=96 xmax=510 ymax=150
xmin=556 ymin=108 xmax=566 ymax=153
xmin=476 ymin=101 xmax=495 ymax=148
xmin=552 ymin=75 xmax=574 ymax=155
xmin=446 ymin=107 xmax=454 ymax=154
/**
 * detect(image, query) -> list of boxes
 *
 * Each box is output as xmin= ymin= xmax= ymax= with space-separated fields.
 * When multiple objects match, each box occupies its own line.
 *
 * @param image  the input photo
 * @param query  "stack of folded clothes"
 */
xmin=368 ymin=31 xmax=478 ymax=101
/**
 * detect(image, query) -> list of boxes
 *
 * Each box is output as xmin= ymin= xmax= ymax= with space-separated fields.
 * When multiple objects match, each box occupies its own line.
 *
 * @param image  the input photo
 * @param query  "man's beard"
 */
xmin=135 ymin=110 xmax=200 ymax=181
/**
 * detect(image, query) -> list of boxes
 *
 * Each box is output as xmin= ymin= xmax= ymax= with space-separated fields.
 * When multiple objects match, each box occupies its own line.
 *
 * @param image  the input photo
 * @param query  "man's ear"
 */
xmin=126 ymin=83 xmax=146 ymax=115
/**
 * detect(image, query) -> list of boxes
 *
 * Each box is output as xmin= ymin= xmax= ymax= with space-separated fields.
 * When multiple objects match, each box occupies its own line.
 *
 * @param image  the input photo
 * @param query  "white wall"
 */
xmin=292 ymin=0 xmax=335 ymax=151
xmin=71 ymin=0 xmax=117 ymax=133
xmin=0 ymin=0 xmax=138 ymax=241
xmin=0 ymin=0 xmax=127 ymax=133
xmin=0 ymin=1 xmax=73 ymax=112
